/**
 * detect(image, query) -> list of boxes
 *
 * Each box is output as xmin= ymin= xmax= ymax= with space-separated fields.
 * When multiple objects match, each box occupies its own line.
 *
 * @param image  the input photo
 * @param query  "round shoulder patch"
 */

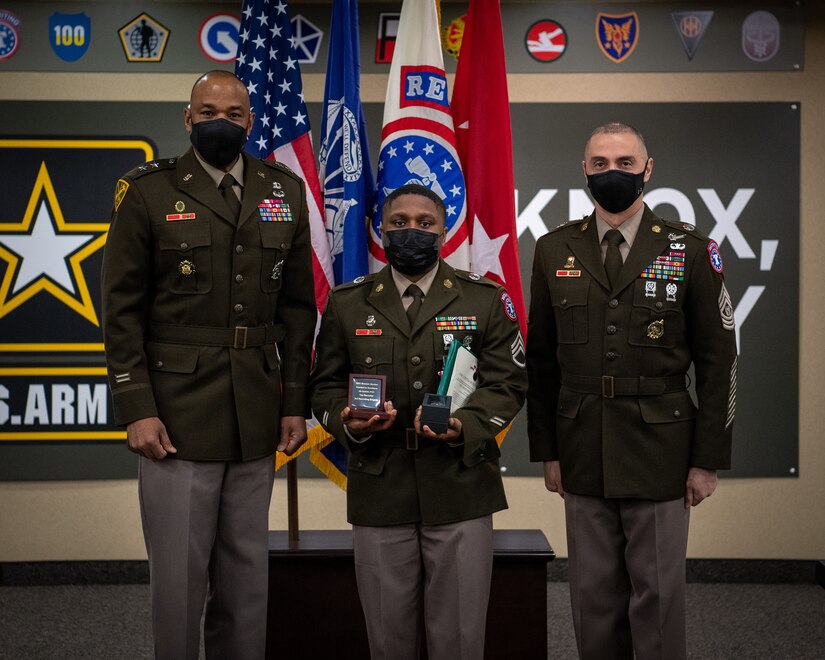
xmin=707 ymin=240 xmax=724 ymax=273
xmin=500 ymin=291 xmax=517 ymax=322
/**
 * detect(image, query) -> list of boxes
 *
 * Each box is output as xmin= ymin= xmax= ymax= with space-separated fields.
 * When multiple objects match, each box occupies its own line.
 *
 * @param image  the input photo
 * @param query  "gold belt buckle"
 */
xmin=602 ymin=375 xmax=615 ymax=399
xmin=406 ymin=428 xmax=419 ymax=451
xmin=233 ymin=326 xmax=248 ymax=349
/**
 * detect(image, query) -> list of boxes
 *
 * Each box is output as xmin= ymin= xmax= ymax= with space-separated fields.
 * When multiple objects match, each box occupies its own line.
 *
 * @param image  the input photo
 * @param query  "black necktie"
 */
xmin=405 ymin=284 xmax=424 ymax=327
xmin=604 ymin=229 xmax=625 ymax=290
xmin=219 ymin=173 xmax=241 ymax=222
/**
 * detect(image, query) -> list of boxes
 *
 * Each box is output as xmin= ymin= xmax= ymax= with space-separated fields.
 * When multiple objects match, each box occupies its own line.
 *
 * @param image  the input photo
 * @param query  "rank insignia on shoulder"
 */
xmin=556 ymin=270 xmax=581 ymax=277
xmin=166 ymin=213 xmax=196 ymax=221
xmin=356 ymin=329 xmax=382 ymax=336
xmin=707 ymin=240 xmax=724 ymax=272
xmin=468 ymin=272 xmax=481 ymax=280
xmin=353 ymin=276 xmax=365 ymax=283
xmin=258 ymin=199 xmax=293 ymax=222
xmin=500 ymin=291 xmax=518 ymax=322
xmin=682 ymin=223 xmax=695 ymax=231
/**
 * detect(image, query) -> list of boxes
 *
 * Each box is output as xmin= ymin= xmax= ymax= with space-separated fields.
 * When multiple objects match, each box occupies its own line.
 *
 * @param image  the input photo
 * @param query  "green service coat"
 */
xmin=527 ymin=206 xmax=737 ymax=500
xmin=101 ymin=148 xmax=316 ymax=461
xmin=310 ymin=261 xmax=527 ymax=526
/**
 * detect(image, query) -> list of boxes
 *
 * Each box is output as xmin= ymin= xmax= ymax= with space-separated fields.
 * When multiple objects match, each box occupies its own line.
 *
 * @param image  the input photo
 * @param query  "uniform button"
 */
xmin=357 ymin=461 xmax=364 ymax=469
xmin=235 ymin=274 xmax=244 ymax=283
xmin=674 ymin=409 xmax=681 ymax=418
xmin=280 ymin=242 xmax=287 ymax=250
xmin=365 ymin=356 xmax=373 ymax=365
xmin=155 ymin=360 xmax=163 ymax=368
xmin=606 ymin=351 xmax=617 ymax=360
xmin=234 ymin=303 xmax=244 ymax=313
xmin=180 ymin=242 xmax=188 ymax=250
xmin=655 ymin=302 xmax=663 ymax=310
xmin=413 ymin=380 xmax=423 ymax=391
xmin=410 ymin=356 xmax=421 ymax=366
xmin=609 ymin=299 xmax=619 ymax=308
xmin=560 ymin=298 xmax=568 ymax=306
xmin=606 ymin=325 xmax=617 ymax=335
xmin=235 ymin=244 xmax=244 ymax=254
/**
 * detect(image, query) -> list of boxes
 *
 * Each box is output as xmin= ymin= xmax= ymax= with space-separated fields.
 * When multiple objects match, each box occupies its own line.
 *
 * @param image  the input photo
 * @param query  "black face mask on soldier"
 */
xmin=189 ymin=118 xmax=248 ymax=169
xmin=586 ymin=168 xmax=647 ymax=214
xmin=382 ymin=228 xmax=441 ymax=276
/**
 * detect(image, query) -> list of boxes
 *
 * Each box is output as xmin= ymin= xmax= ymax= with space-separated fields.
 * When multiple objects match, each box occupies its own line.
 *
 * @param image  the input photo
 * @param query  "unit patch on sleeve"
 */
xmin=113 ymin=178 xmax=129 ymax=211
xmin=500 ymin=291 xmax=518 ymax=322
xmin=707 ymin=240 xmax=724 ymax=272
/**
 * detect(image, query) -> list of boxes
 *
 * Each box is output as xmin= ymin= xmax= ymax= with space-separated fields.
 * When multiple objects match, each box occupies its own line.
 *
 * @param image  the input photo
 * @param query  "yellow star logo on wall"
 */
xmin=0 ymin=162 xmax=108 ymax=326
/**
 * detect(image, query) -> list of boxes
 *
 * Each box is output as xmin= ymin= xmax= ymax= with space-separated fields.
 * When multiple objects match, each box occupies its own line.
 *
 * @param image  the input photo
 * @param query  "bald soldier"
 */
xmin=527 ymin=123 xmax=737 ymax=660
xmin=101 ymin=71 xmax=316 ymax=659
xmin=310 ymin=184 xmax=527 ymax=660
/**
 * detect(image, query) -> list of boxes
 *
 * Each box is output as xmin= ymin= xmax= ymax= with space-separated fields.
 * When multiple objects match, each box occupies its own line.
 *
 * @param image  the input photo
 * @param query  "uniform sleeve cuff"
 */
xmin=112 ymin=386 xmax=158 ymax=426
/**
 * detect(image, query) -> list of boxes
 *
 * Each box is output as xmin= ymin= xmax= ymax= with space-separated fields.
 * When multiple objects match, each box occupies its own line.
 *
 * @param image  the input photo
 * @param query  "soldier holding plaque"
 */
xmin=310 ymin=183 xmax=527 ymax=659
xmin=527 ymin=123 xmax=737 ymax=660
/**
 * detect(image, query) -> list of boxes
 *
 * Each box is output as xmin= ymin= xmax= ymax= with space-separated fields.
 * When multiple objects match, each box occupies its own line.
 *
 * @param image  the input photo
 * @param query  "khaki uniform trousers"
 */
xmin=353 ymin=515 xmax=493 ymax=660
xmin=138 ymin=453 xmax=276 ymax=660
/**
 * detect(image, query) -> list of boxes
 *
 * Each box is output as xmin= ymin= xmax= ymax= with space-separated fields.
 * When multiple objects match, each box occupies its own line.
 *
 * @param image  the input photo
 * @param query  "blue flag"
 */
xmin=318 ymin=0 xmax=375 ymax=285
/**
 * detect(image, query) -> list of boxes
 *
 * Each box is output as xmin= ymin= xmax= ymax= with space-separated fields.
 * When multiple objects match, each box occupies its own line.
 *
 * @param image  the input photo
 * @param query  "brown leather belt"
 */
xmin=148 ymin=322 xmax=285 ymax=349
xmin=561 ymin=373 xmax=687 ymax=399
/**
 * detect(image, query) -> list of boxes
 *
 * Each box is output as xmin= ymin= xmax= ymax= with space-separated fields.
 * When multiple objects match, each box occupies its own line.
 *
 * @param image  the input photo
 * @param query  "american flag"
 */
xmin=235 ymin=0 xmax=334 ymax=313
xmin=236 ymin=0 xmax=334 ymax=473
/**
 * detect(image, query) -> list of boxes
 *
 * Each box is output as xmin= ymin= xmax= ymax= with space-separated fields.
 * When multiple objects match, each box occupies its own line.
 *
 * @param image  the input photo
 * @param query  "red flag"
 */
xmin=451 ymin=0 xmax=526 ymax=338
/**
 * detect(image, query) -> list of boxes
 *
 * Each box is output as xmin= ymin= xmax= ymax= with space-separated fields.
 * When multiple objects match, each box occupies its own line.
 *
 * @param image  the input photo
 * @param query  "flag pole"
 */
xmin=287 ymin=460 xmax=299 ymax=541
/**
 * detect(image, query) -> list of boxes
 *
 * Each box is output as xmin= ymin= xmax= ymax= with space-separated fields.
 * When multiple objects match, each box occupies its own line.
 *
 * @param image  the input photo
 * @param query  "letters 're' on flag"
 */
xmin=236 ymin=0 xmax=334 ymax=473
xmin=311 ymin=0 xmax=376 ymax=489
xmin=451 ymin=0 xmax=527 ymax=339
xmin=370 ymin=0 xmax=469 ymax=271
xmin=236 ymin=0 xmax=333 ymax=314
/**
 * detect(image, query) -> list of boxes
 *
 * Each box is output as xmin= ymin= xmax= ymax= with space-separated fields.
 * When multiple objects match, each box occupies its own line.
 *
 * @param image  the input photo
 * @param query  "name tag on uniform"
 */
xmin=355 ymin=329 xmax=382 ymax=335
xmin=165 ymin=213 xmax=196 ymax=221
xmin=556 ymin=269 xmax=581 ymax=277
xmin=258 ymin=199 xmax=293 ymax=222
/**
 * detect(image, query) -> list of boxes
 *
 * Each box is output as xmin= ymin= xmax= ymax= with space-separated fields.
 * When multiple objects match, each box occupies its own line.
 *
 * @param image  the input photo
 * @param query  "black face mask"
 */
xmin=189 ymin=118 xmax=248 ymax=169
xmin=586 ymin=168 xmax=647 ymax=214
xmin=383 ymin=228 xmax=441 ymax=276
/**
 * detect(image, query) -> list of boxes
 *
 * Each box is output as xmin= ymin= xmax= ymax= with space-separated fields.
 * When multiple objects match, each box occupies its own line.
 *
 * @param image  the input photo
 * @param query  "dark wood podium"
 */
xmin=266 ymin=529 xmax=554 ymax=659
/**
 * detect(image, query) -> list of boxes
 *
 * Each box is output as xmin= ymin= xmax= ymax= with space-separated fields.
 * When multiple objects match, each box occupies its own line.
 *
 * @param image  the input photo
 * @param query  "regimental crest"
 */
xmin=441 ymin=14 xmax=466 ymax=60
xmin=49 ymin=12 xmax=91 ymax=62
xmin=596 ymin=12 xmax=639 ymax=63
xmin=319 ymin=97 xmax=365 ymax=262
xmin=671 ymin=11 xmax=713 ymax=61
xmin=742 ymin=11 xmax=780 ymax=63
xmin=118 ymin=13 xmax=170 ymax=63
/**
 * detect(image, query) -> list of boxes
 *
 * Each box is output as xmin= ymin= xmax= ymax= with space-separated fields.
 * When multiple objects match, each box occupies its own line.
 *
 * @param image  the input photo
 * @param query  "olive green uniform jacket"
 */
xmin=309 ymin=261 xmax=527 ymax=526
xmin=101 ymin=148 xmax=316 ymax=461
xmin=527 ymin=206 xmax=736 ymax=500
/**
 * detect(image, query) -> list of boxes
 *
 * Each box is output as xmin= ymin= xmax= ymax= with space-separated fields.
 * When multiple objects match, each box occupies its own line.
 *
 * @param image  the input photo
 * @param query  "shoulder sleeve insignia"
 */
xmin=113 ymin=179 xmax=129 ymax=211
xmin=500 ymin=291 xmax=518 ymax=322
xmin=707 ymin=240 xmax=724 ymax=273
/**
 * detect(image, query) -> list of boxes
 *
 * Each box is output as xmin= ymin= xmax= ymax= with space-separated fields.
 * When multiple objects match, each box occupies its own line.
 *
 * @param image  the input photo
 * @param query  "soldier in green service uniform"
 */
xmin=101 ymin=70 xmax=316 ymax=660
xmin=527 ymin=123 xmax=737 ymax=660
xmin=309 ymin=183 xmax=527 ymax=660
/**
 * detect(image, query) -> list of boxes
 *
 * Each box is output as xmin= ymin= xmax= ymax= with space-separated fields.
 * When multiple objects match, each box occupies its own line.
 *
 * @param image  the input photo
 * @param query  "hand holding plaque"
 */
xmin=348 ymin=374 xmax=392 ymax=420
